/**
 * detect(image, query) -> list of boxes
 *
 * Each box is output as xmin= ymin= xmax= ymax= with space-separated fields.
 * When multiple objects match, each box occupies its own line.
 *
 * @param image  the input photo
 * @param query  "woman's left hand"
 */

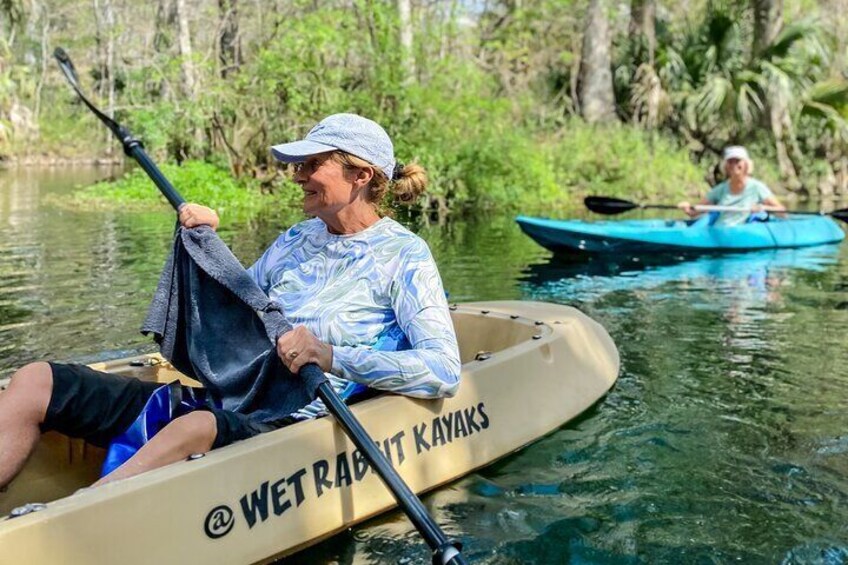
xmin=677 ymin=201 xmax=697 ymax=217
xmin=276 ymin=326 xmax=333 ymax=374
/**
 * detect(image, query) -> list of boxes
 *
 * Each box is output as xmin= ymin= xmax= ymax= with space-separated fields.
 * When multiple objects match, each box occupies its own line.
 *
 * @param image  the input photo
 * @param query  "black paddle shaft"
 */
xmin=311 ymin=368 xmax=467 ymax=565
xmin=54 ymin=48 xmax=468 ymax=565
xmin=584 ymin=196 xmax=674 ymax=214
xmin=585 ymin=195 xmax=848 ymax=223
xmin=53 ymin=47 xmax=185 ymax=211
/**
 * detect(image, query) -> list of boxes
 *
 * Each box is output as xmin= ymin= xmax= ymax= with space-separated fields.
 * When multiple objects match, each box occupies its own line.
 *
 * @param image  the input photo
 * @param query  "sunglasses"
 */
xmin=291 ymin=155 xmax=334 ymax=175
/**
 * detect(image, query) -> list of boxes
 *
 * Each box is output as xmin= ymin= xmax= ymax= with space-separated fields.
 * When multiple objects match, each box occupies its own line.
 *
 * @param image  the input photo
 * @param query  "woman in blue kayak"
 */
xmin=0 ymin=114 xmax=461 ymax=489
xmin=679 ymin=146 xmax=786 ymax=225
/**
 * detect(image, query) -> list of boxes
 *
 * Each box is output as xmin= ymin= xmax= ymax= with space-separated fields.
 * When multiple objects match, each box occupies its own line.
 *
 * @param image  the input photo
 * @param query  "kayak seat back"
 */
xmin=746 ymin=211 xmax=770 ymax=223
xmin=451 ymin=311 xmax=540 ymax=364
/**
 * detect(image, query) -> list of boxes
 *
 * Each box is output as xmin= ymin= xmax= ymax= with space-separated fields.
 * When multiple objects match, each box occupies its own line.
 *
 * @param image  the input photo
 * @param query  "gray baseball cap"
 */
xmin=271 ymin=113 xmax=396 ymax=179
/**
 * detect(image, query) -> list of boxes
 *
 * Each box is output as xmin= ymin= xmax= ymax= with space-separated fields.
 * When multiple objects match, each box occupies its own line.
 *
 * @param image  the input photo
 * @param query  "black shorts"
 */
xmin=41 ymin=362 xmax=288 ymax=450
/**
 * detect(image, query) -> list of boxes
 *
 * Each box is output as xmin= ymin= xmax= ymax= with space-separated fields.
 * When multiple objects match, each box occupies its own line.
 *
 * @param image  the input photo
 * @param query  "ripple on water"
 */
xmin=781 ymin=542 xmax=848 ymax=565
xmin=3 ymin=172 xmax=848 ymax=563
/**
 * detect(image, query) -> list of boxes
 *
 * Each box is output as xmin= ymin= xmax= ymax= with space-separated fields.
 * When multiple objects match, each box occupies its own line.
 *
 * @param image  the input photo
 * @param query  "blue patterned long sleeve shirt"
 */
xmin=246 ymin=217 xmax=461 ymax=419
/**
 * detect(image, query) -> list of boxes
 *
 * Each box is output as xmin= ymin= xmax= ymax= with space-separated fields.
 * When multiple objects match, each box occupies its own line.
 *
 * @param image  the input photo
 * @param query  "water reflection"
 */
xmin=0 ymin=168 xmax=174 ymax=372
xmin=2 ymin=169 xmax=847 ymax=564
xmin=503 ymin=243 xmax=848 ymax=563
xmin=0 ymin=168 xmax=301 ymax=374
xmin=522 ymin=245 xmax=841 ymax=305
xmin=285 ymin=234 xmax=848 ymax=562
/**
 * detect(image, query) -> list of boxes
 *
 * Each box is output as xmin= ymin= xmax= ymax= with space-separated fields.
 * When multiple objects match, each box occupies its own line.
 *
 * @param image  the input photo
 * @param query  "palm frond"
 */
xmin=656 ymin=46 xmax=688 ymax=90
xmin=762 ymin=21 xmax=819 ymax=60
xmin=736 ymin=83 xmax=764 ymax=125
xmin=802 ymin=100 xmax=842 ymax=121
xmin=705 ymin=11 xmax=736 ymax=52
xmin=758 ymin=61 xmax=796 ymax=97
xmin=805 ymin=80 xmax=848 ymax=116
xmin=696 ymin=75 xmax=732 ymax=122
xmin=735 ymin=69 xmax=768 ymax=90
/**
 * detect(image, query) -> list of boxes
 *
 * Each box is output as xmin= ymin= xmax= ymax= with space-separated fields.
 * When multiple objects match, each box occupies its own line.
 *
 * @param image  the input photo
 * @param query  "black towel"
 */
xmin=142 ymin=226 xmax=326 ymax=423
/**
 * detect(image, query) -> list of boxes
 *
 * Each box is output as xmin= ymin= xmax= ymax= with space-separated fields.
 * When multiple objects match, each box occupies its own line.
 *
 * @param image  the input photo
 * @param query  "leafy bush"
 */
xmin=70 ymin=160 xmax=266 ymax=218
xmin=549 ymin=121 xmax=707 ymax=202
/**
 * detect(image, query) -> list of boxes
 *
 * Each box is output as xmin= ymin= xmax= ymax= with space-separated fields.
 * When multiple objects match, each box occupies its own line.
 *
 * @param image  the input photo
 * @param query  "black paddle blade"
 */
xmin=53 ymin=48 xmax=81 ymax=90
xmin=54 ymin=47 xmax=127 ymax=143
xmin=831 ymin=208 xmax=848 ymax=224
xmin=584 ymin=196 xmax=640 ymax=215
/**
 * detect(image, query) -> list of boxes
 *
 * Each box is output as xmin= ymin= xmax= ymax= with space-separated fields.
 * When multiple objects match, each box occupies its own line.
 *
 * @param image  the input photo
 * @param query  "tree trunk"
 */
xmin=836 ymin=156 xmax=848 ymax=197
xmin=752 ymin=0 xmax=802 ymax=192
xmin=104 ymin=0 xmax=115 ymax=119
xmin=1 ymin=0 xmax=25 ymax=44
xmin=770 ymin=97 xmax=804 ymax=192
xmin=33 ymin=0 xmax=50 ymax=121
xmin=92 ymin=0 xmax=105 ymax=98
xmin=218 ymin=0 xmax=241 ymax=78
xmin=397 ymin=0 xmax=415 ymax=85
xmin=752 ymin=0 xmax=782 ymax=57
xmin=829 ymin=0 xmax=848 ymax=77
xmin=154 ymin=0 xmax=177 ymax=100
xmin=176 ymin=0 xmax=197 ymax=101
xmin=92 ymin=0 xmax=116 ymax=153
xmin=629 ymin=0 xmax=655 ymax=65
xmin=154 ymin=0 xmax=176 ymax=53
xmin=578 ymin=0 xmax=616 ymax=123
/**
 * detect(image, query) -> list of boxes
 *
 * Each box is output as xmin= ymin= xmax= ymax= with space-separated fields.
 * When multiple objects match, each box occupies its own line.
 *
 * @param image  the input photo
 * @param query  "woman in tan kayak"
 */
xmin=0 ymin=114 xmax=460 ymax=490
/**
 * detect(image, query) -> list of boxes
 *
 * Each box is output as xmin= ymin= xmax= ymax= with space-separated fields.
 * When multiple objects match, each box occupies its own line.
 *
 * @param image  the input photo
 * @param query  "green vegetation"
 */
xmin=2 ymin=0 xmax=847 ymax=212
xmin=65 ymin=161 xmax=300 ymax=219
xmin=549 ymin=122 xmax=706 ymax=202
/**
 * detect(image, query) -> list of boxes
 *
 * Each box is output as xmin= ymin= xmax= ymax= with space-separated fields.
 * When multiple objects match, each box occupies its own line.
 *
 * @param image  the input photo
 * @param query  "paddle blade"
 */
xmin=831 ymin=208 xmax=848 ymax=224
xmin=53 ymin=47 xmax=81 ymax=90
xmin=584 ymin=196 xmax=640 ymax=215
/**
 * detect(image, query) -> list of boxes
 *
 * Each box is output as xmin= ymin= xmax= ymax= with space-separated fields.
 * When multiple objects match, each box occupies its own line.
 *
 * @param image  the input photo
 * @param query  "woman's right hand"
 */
xmin=179 ymin=203 xmax=219 ymax=230
xmin=677 ymin=201 xmax=697 ymax=218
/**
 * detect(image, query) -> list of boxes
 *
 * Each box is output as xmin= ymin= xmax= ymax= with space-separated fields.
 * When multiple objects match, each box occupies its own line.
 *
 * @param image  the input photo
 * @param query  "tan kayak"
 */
xmin=0 ymin=300 xmax=619 ymax=564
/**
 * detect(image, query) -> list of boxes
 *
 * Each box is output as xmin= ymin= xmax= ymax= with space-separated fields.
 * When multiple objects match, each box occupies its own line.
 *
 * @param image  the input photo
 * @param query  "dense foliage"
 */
xmin=2 ymin=0 xmax=847 ymax=210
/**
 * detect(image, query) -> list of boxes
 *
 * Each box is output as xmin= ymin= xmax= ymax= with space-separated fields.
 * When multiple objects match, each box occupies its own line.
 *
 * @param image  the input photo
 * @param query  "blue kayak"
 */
xmin=516 ymin=214 xmax=845 ymax=254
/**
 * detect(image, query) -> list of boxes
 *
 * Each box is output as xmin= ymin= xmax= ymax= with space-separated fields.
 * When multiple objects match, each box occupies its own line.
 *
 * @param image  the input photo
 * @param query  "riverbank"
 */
xmin=31 ymin=119 xmax=719 ymax=214
xmin=0 ymin=155 xmax=123 ymax=168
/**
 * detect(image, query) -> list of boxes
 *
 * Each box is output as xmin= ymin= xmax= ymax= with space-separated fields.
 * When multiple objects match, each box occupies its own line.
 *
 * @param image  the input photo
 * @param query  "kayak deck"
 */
xmin=0 ymin=301 xmax=619 ymax=564
xmin=516 ymin=215 xmax=846 ymax=254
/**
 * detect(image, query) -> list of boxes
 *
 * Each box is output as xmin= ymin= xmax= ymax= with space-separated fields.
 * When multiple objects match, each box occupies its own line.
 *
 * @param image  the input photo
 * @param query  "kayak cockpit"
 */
xmin=0 ymin=305 xmax=547 ymax=517
xmin=450 ymin=307 xmax=542 ymax=363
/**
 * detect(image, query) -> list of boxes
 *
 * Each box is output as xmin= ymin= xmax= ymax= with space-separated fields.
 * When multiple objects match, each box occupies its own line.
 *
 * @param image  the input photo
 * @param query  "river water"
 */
xmin=2 ymin=169 xmax=847 ymax=564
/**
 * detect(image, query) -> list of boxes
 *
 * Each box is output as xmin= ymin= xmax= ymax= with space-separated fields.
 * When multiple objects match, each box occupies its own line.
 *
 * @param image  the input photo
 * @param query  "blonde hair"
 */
xmin=330 ymin=152 xmax=428 ymax=208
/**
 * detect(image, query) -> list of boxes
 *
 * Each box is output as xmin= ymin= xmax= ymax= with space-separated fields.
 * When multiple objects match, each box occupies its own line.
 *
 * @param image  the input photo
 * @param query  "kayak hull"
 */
xmin=516 ymin=215 xmax=846 ymax=254
xmin=0 ymin=301 xmax=619 ymax=565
